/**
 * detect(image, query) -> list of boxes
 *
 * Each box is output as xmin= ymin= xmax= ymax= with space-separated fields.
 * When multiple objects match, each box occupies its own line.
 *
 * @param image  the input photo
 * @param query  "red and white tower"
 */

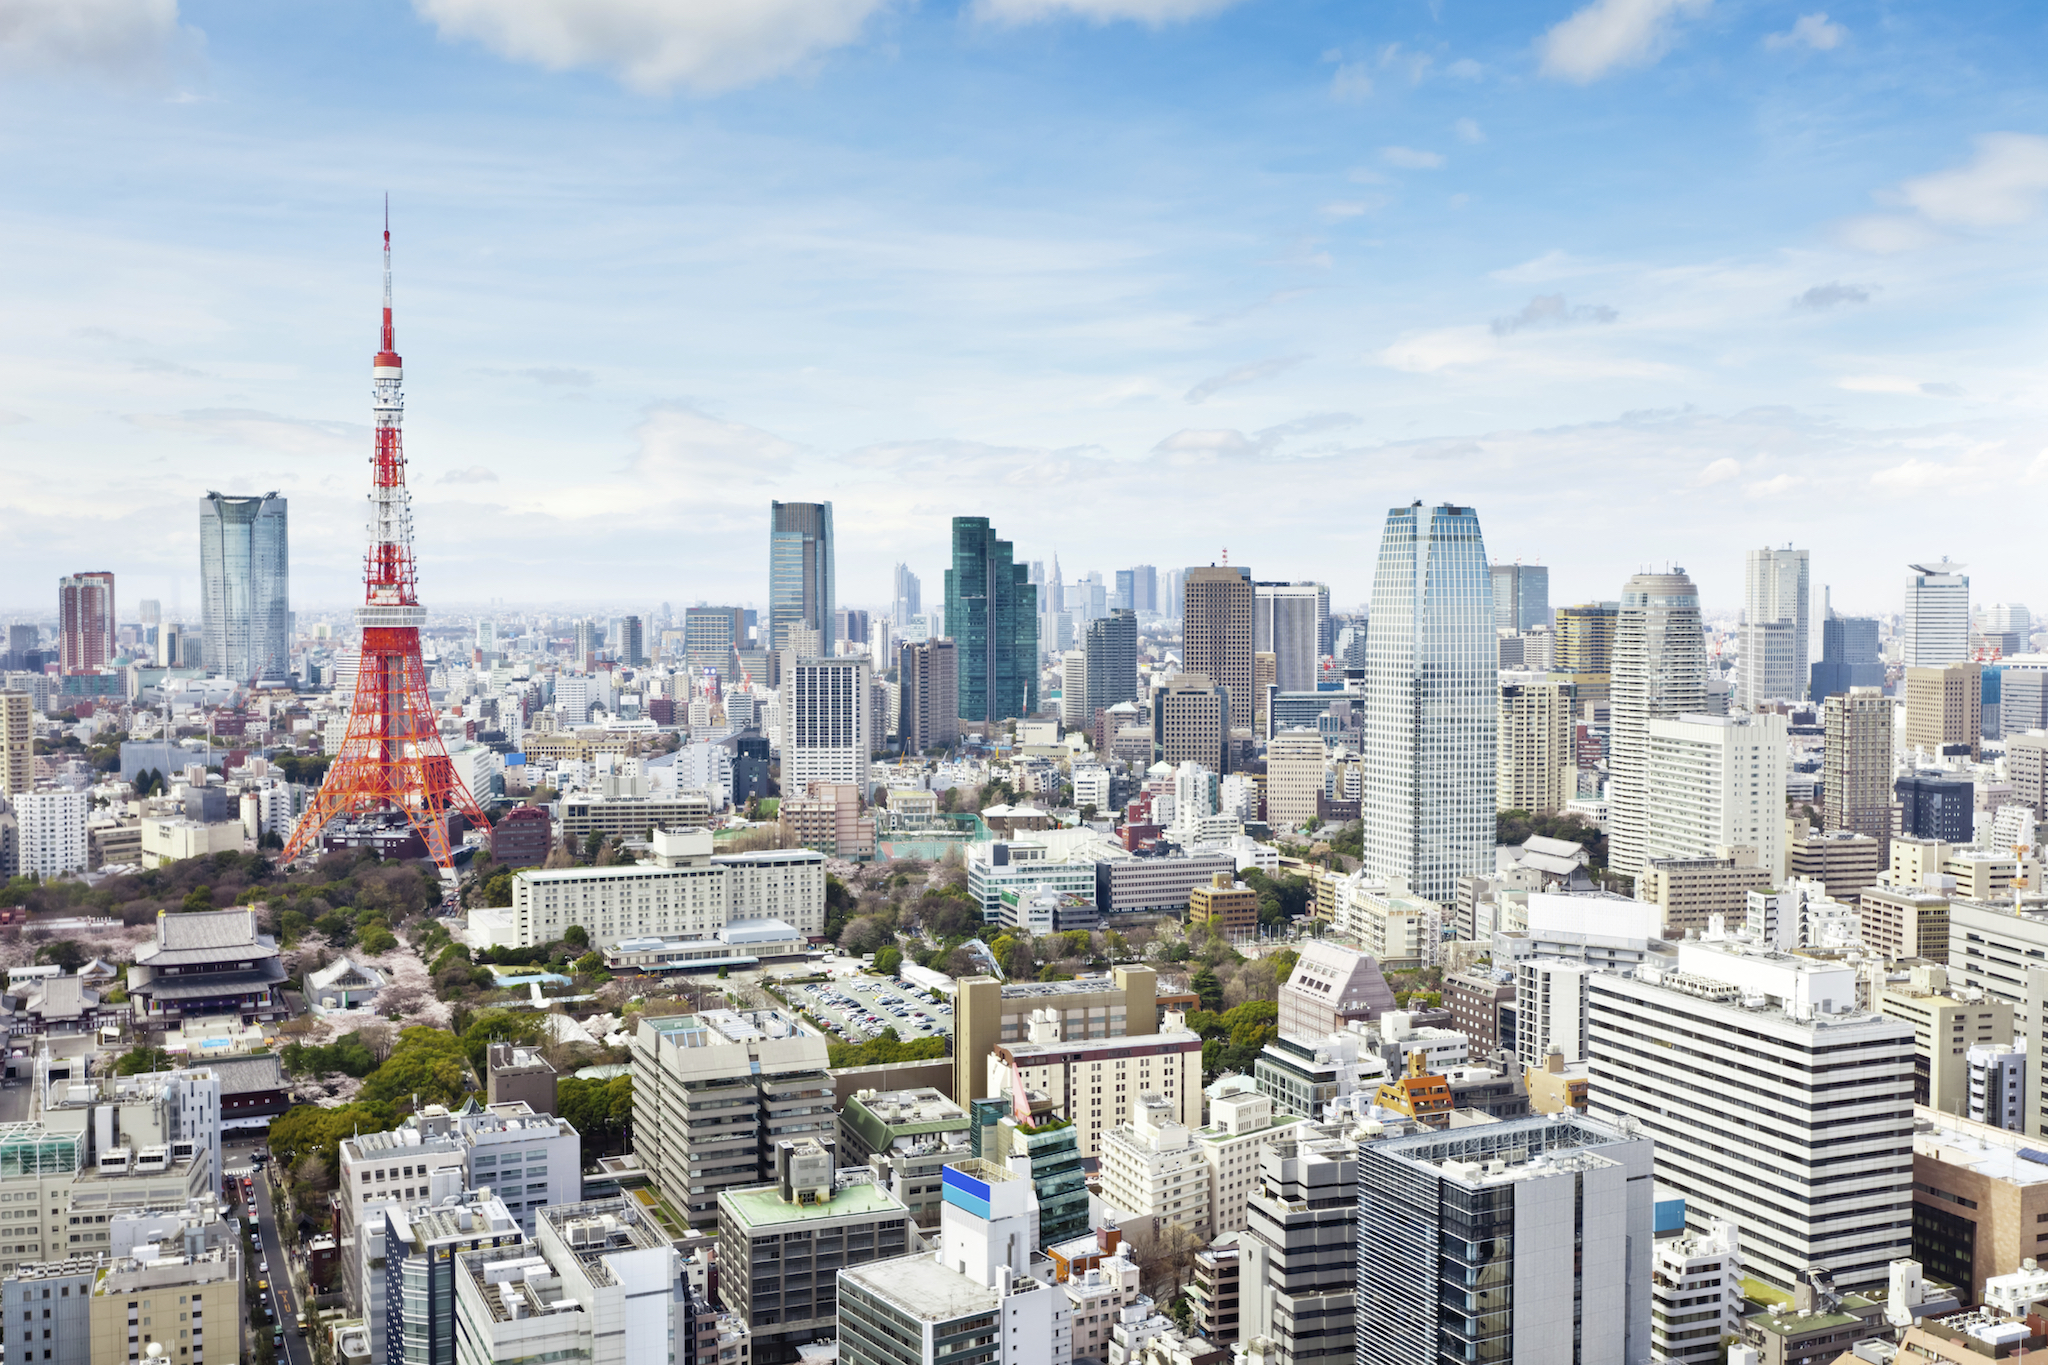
xmin=282 ymin=210 xmax=487 ymax=871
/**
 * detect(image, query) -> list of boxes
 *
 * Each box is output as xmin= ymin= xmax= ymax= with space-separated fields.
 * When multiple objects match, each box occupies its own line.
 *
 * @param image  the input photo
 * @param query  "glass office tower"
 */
xmin=199 ymin=491 xmax=289 ymax=684
xmin=770 ymin=501 xmax=835 ymax=655
xmin=945 ymin=516 xmax=1038 ymax=723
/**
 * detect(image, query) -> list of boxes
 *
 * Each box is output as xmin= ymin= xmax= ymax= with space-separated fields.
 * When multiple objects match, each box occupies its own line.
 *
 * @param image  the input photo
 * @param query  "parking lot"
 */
xmin=793 ymin=975 xmax=951 ymax=1043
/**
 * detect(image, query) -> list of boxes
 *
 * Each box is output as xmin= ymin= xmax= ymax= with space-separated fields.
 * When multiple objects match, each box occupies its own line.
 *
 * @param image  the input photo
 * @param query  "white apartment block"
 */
xmin=1072 ymin=765 xmax=1112 ymax=815
xmin=1331 ymin=875 xmax=1442 ymax=972
xmin=1098 ymin=1096 xmax=1211 ymax=1237
xmin=1588 ymin=936 xmax=1915 ymax=1293
xmin=1193 ymin=1085 xmax=1308 ymax=1239
xmin=1641 ymin=713 xmax=1788 ymax=881
xmin=1514 ymin=958 xmax=1595 ymax=1068
xmin=15 ymin=792 xmax=86 ymax=878
xmin=1264 ymin=729 xmax=1326 ymax=830
xmin=1649 ymin=1221 xmax=1743 ymax=1365
xmin=782 ymin=656 xmax=871 ymax=789
xmin=503 ymin=828 xmax=825 ymax=949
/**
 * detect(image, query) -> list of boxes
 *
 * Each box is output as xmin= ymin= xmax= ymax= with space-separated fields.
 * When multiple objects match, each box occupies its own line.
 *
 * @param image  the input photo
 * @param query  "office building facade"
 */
xmin=1641 ymin=713 xmax=1789 ymax=876
xmin=946 ymin=516 xmax=1038 ymax=724
xmin=1254 ymin=582 xmax=1326 ymax=695
xmin=1084 ymin=609 xmax=1137 ymax=716
xmin=199 ymin=491 xmax=290 ymax=684
xmin=1903 ymin=560 xmax=1970 ymax=667
xmin=1904 ymin=661 xmax=1982 ymax=760
xmin=1185 ymin=567 xmax=1254 ymax=734
xmin=770 ymin=501 xmax=835 ymax=655
xmin=1812 ymin=607 xmax=1884 ymax=700
xmin=1489 ymin=561 xmax=1550 ymax=634
xmin=57 ymin=573 xmax=114 ymax=674
xmin=1551 ymin=601 xmax=1617 ymax=707
xmin=1742 ymin=544 xmax=1811 ymax=704
xmin=1153 ymin=673 xmax=1226 ymax=773
xmin=1607 ymin=570 xmax=1709 ymax=882
xmin=781 ymin=656 xmax=872 ymax=789
xmin=1361 ymin=502 xmax=1495 ymax=904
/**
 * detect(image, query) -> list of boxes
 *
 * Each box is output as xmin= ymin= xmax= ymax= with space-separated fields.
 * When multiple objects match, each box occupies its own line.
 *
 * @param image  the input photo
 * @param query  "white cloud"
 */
xmin=1490 ymin=249 xmax=1610 ymax=283
xmin=1791 ymin=282 xmax=1870 ymax=311
xmin=1184 ymin=354 xmax=1308 ymax=404
xmin=977 ymin=0 xmax=1242 ymax=25
xmin=1383 ymin=146 xmax=1445 ymax=169
xmin=1836 ymin=375 xmax=1961 ymax=397
xmin=1833 ymin=214 xmax=1938 ymax=254
xmin=1376 ymin=326 xmax=1499 ymax=373
xmin=1446 ymin=58 xmax=1483 ymax=79
xmin=413 ymin=0 xmax=891 ymax=95
xmin=1899 ymin=133 xmax=2048 ymax=228
xmin=1490 ymin=294 xmax=1617 ymax=336
xmin=1745 ymin=473 xmax=1802 ymax=498
xmin=1538 ymin=0 xmax=1709 ymax=84
xmin=1693 ymin=457 xmax=1741 ymax=487
xmin=1330 ymin=62 xmax=1373 ymax=101
xmin=0 ymin=0 xmax=197 ymax=85
xmin=1453 ymin=118 xmax=1485 ymax=144
xmin=1765 ymin=12 xmax=1845 ymax=51
xmin=124 ymin=408 xmax=366 ymax=457
xmin=1320 ymin=201 xmax=1376 ymax=220
xmin=1870 ymin=458 xmax=1956 ymax=493
xmin=439 ymin=465 xmax=500 ymax=484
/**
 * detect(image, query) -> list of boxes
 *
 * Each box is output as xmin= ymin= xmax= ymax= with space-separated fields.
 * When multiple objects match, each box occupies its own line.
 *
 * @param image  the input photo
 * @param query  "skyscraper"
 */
xmin=1360 ymin=503 xmax=1495 ymax=904
xmin=57 ymin=572 xmax=115 ymax=673
xmin=1607 ymin=569 xmax=1708 ymax=884
xmin=944 ymin=517 xmax=1038 ymax=724
xmin=199 ymin=491 xmax=290 ymax=685
xmin=781 ymin=656 xmax=873 ymax=789
xmin=1253 ymin=582 xmax=1324 ymax=694
xmin=892 ymin=563 xmax=921 ymax=626
xmin=1130 ymin=564 xmax=1158 ymax=614
xmin=770 ymin=500 xmax=836 ymax=655
xmin=1824 ymin=688 xmax=1894 ymax=849
xmin=1738 ymin=544 xmax=1810 ymax=706
xmin=616 ymin=615 xmax=646 ymax=667
xmin=1496 ymin=680 xmax=1572 ymax=816
xmin=1084 ymin=608 xmax=1137 ymax=716
xmin=683 ymin=606 xmax=745 ymax=675
xmin=1903 ymin=559 xmax=1969 ymax=667
xmin=1550 ymin=601 xmax=1618 ymax=707
xmin=897 ymin=638 xmax=959 ymax=753
xmin=1488 ymin=562 xmax=1550 ymax=634
xmin=1184 ymin=566 xmax=1254 ymax=735
xmin=1810 ymin=589 xmax=1884 ymax=700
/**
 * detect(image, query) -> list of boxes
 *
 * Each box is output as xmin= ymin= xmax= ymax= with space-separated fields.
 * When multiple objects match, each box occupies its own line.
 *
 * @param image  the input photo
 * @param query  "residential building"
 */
xmin=990 ymin=1016 xmax=1202 ymax=1159
xmin=631 ymin=1009 xmax=834 ymax=1227
xmin=1355 ymin=1113 xmax=1654 ymax=1365
xmin=86 ymin=1223 xmax=240 ymax=1365
xmin=370 ymin=1188 xmax=525 ymax=1365
xmin=1275 ymin=941 xmax=1394 ymax=1043
xmin=1970 ymin=1042 xmax=2026 ymax=1129
xmin=1636 ymin=851 xmax=1771 ymax=938
xmin=1490 ymin=562 xmax=1549 ymax=634
xmin=1740 ymin=545 xmax=1811 ymax=707
xmin=15 ymin=791 xmax=86 ymax=879
xmin=1086 ymin=609 xmax=1138 ymax=716
xmin=199 ymin=490 xmax=290 ymax=684
xmin=1551 ymin=601 xmax=1618 ymax=707
xmin=1098 ymin=1095 xmax=1211 ymax=1237
xmin=718 ymin=1141 xmax=915 ymax=1355
xmin=1911 ymin=1107 xmax=2048 ymax=1304
xmin=1442 ymin=967 xmax=1517 ymax=1052
xmin=3 ymin=1258 xmax=94 ymax=1365
xmin=1811 ymin=604 xmax=1884 ymax=701
xmin=504 ymin=830 xmax=825 ymax=948
xmin=1514 ymin=957 xmax=1599 ymax=1068
xmin=558 ymin=791 xmax=715 ymax=843
xmin=1192 ymin=1085 xmax=1307 ymax=1239
xmin=1184 ymin=567 xmax=1254 ymax=737
xmin=1187 ymin=873 xmax=1256 ymax=936
xmin=2009 ymin=730 xmax=2048 ymax=818
xmin=1876 ymin=967 xmax=2013 ymax=1113
xmin=0 ymin=692 xmax=29 ymax=796
xmin=1253 ymin=582 xmax=1325 ymax=695
xmin=1361 ymin=502 xmax=1495 ymax=904
xmin=839 ymin=1088 xmax=971 ymax=1229
xmin=1588 ymin=937 xmax=1915 ymax=1292
xmin=770 ymin=500 xmax=835 ymax=655
xmin=1189 ymin=1241 xmax=1240 ymax=1345
xmin=1608 ymin=570 xmax=1709 ymax=882
xmin=1264 ymin=728 xmax=1324 ymax=829
xmin=1331 ymin=878 xmax=1442 ymax=972
xmin=1903 ymin=560 xmax=1970 ymax=668
xmin=947 ymin=516 xmax=1038 ymax=725
xmin=837 ymin=1159 xmax=1072 ymax=1365
xmin=1897 ymin=771 xmax=1974 ymax=843
xmin=57 ymin=572 xmax=114 ymax=674
xmin=780 ymin=781 xmax=875 ymax=860
xmin=1649 ymin=1221 xmax=1743 ymax=1365
xmin=1859 ymin=882 xmax=1952 ymax=962
xmin=898 ymin=638 xmax=959 ymax=753
xmin=781 ymin=656 xmax=872 ymax=787
xmin=1785 ymin=823 xmax=1883 ymax=903
xmin=953 ymin=967 xmax=1157 ymax=1107
xmin=1237 ymin=1130 xmax=1361 ymax=1365
xmin=1496 ymin=679 xmax=1573 ymax=815
xmin=1059 ymin=652 xmax=1088 ymax=729
xmin=1641 ymin=713 xmax=1789 ymax=879
xmin=1905 ymin=661 xmax=1983 ymax=760
xmin=125 ymin=905 xmax=287 ymax=1025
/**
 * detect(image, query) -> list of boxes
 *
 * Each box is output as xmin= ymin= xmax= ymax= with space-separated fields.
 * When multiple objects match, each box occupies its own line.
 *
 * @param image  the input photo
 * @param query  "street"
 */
xmin=225 ymin=1139 xmax=311 ymax=1365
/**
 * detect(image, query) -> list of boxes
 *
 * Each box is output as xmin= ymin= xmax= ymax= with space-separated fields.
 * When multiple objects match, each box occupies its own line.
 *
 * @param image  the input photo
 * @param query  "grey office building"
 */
xmin=200 ymin=491 xmax=289 ymax=684
xmin=770 ymin=501 xmax=835 ymax=654
xmin=1490 ymin=562 xmax=1550 ymax=634
xmin=1238 ymin=1130 xmax=1360 ymax=1365
xmin=1085 ymin=608 xmax=1137 ymax=716
xmin=1255 ymin=581 xmax=1327 ymax=694
xmin=2 ymin=1258 xmax=94 ymax=1365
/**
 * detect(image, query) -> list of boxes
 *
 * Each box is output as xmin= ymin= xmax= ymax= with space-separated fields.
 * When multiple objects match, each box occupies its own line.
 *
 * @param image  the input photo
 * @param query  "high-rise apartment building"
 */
xmin=1265 ymin=728 xmax=1326 ymax=830
xmin=1084 ymin=608 xmax=1137 ymax=717
xmin=1355 ymin=1113 xmax=1654 ymax=1365
xmin=1642 ymin=713 xmax=1789 ymax=878
xmin=781 ymin=656 xmax=872 ymax=789
xmin=198 ymin=491 xmax=290 ymax=684
xmin=1254 ymin=582 xmax=1326 ymax=695
xmin=1488 ymin=561 xmax=1549 ymax=633
xmin=1185 ymin=566 xmax=1254 ymax=734
xmin=16 ymin=791 xmax=86 ymax=878
xmin=1904 ymin=661 xmax=1983 ymax=760
xmin=1823 ymin=686 xmax=1896 ymax=850
xmin=1903 ymin=559 xmax=1970 ymax=667
xmin=1059 ymin=651 xmax=1088 ymax=729
xmin=1588 ymin=939 xmax=1915 ymax=1292
xmin=0 ymin=692 xmax=29 ymax=796
xmin=1496 ymin=679 xmax=1571 ymax=815
xmin=56 ymin=572 xmax=114 ymax=673
xmin=1811 ymin=594 xmax=1885 ymax=700
xmin=1607 ymin=570 xmax=1708 ymax=882
xmin=897 ymin=638 xmax=959 ymax=753
xmin=1741 ymin=544 xmax=1810 ymax=705
xmin=945 ymin=516 xmax=1038 ymax=724
xmin=1153 ymin=673 xmax=1227 ymax=773
xmin=1550 ymin=601 xmax=1618 ymax=707
xmin=1361 ymin=503 xmax=1495 ymax=904
xmin=616 ymin=614 xmax=645 ymax=667
xmin=770 ymin=500 xmax=835 ymax=655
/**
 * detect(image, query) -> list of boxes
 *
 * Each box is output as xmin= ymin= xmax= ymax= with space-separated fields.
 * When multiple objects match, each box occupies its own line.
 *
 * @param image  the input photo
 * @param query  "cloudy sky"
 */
xmin=3 ymin=0 xmax=2045 ymax=622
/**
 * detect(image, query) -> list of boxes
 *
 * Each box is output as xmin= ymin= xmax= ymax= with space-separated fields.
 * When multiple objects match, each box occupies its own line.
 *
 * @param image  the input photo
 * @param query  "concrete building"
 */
xmin=485 ymin=1043 xmax=556 ymax=1115
xmin=15 ymin=791 xmax=86 ymax=880
xmin=1911 ymin=1107 xmax=2048 ymax=1304
xmin=1098 ymin=1095 xmax=1210 ymax=1238
xmin=0 ymin=692 xmax=30 ymax=796
xmin=1263 ymin=729 xmax=1324 ymax=830
xmin=952 ymin=967 xmax=1156 ymax=1108
xmin=779 ymin=781 xmax=875 ymax=860
xmin=505 ymin=830 xmax=826 ymax=949
xmin=1743 ymin=545 xmax=1811 ymax=704
xmin=1905 ymin=662 xmax=1983 ymax=760
xmin=1859 ymin=882 xmax=1952 ymax=962
xmin=1254 ymin=582 xmax=1325 ymax=697
xmin=1355 ymin=1113 xmax=1654 ymax=1365
xmin=1784 ymin=824 xmax=1883 ymax=904
xmin=1514 ymin=958 xmax=1599 ymax=1068
xmin=990 ymin=1017 xmax=1202 ymax=1159
xmin=1184 ymin=568 xmax=1254 ymax=738
xmin=1588 ymin=937 xmax=1915 ymax=1292
xmin=1903 ymin=560 xmax=1970 ymax=668
xmin=1092 ymin=851 xmax=1238 ymax=916
xmin=57 ymin=572 xmax=114 ymax=674
xmin=631 ymin=1009 xmax=834 ymax=1227
xmin=4 ymin=1257 xmax=95 ymax=1365
xmin=1192 ymin=1085 xmax=1308 ymax=1240
xmin=1186 ymin=873 xmax=1256 ymax=936
xmin=2008 ymin=730 xmax=2048 ymax=819
xmin=1609 ymin=570 xmax=1709 ymax=883
xmin=1636 ymin=851 xmax=1771 ymax=938
xmin=87 ymin=1222 xmax=240 ymax=1365
xmin=839 ymin=1087 xmax=972 ymax=1229
xmin=370 ymin=1187 xmax=525 ymax=1365
xmin=898 ymin=638 xmax=960 ymax=753
xmin=1442 ymin=967 xmax=1517 ymax=1053
xmin=1825 ymin=688 xmax=1898 ymax=852
xmin=1275 ymin=941 xmax=1394 ymax=1043
xmin=1876 ymin=967 xmax=2014 ymax=1113
xmin=1551 ymin=601 xmax=1617 ymax=707
xmin=1497 ymin=680 xmax=1573 ymax=815
xmin=1086 ymin=609 xmax=1139 ymax=718
xmin=1236 ymin=1130 xmax=1361 ymax=1365
xmin=1649 ymin=1221 xmax=1743 ymax=1365
xmin=1154 ymin=673 xmax=1227 ymax=774
xmin=717 ymin=1141 xmax=916 ymax=1356
xmin=1641 ymin=712 xmax=1789 ymax=880
xmin=1969 ymin=1042 xmax=2026 ymax=1130
xmin=1897 ymin=772 xmax=1974 ymax=844
xmin=781 ymin=656 xmax=872 ymax=787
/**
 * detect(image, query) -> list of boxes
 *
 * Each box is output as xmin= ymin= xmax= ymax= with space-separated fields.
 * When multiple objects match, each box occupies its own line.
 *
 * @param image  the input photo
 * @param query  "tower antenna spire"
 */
xmin=381 ymin=194 xmax=395 ymax=356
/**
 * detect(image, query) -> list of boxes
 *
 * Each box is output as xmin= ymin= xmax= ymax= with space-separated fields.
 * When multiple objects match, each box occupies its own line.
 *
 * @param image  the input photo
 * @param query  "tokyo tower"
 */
xmin=281 ymin=209 xmax=487 ymax=874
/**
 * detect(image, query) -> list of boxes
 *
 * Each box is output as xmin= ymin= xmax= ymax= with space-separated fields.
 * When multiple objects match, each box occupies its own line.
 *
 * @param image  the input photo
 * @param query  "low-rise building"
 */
xmin=1876 ymin=966 xmax=2013 ymax=1114
xmin=505 ymin=829 xmax=826 ymax=949
xmin=1098 ymin=1095 xmax=1210 ymax=1238
xmin=1860 ymin=881 xmax=1953 ymax=963
xmin=779 ymin=781 xmax=875 ymax=860
xmin=125 ymin=906 xmax=288 ymax=1027
xmin=1192 ymin=1085 xmax=1307 ymax=1239
xmin=990 ymin=1015 xmax=1202 ymax=1159
xmin=1649 ymin=1220 xmax=1742 ymax=1365
xmin=952 ymin=968 xmax=1157 ymax=1110
xmin=1784 ymin=824 xmax=1883 ymax=903
xmin=1186 ymin=874 xmax=1257 ymax=937
xmin=1634 ymin=851 xmax=1770 ymax=938
xmin=839 ymin=1087 xmax=972 ymax=1229
xmin=1275 ymin=941 xmax=1394 ymax=1043
xmin=1441 ymin=967 xmax=1516 ymax=1053
xmin=1912 ymin=1105 xmax=2048 ymax=1303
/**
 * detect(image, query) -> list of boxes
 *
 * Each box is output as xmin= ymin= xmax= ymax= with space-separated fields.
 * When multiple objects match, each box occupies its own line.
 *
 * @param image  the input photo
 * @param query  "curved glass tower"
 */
xmin=1361 ymin=502 xmax=1495 ymax=905
xmin=199 ymin=491 xmax=289 ymax=684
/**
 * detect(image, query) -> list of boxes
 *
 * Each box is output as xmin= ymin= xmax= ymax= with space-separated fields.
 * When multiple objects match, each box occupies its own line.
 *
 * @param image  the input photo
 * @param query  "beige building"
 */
xmin=778 ymin=780 xmax=875 ymax=859
xmin=1332 ymin=876 xmax=1441 ymax=971
xmin=1276 ymin=940 xmax=1394 ymax=1041
xmin=1635 ymin=850 xmax=1769 ymax=937
xmin=139 ymin=816 xmax=244 ymax=869
xmin=1858 ymin=882 xmax=1951 ymax=963
xmin=1263 ymin=728 xmax=1325 ymax=830
xmin=1784 ymin=822 xmax=1882 ymax=903
xmin=1823 ymin=687 xmax=1896 ymax=849
xmin=1193 ymin=1085 xmax=1308 ymax=1238
xmin=1550 ymin=602 xmax=1617 ymax=707
xmin=1496 ymin=680 xmax=1573 ymax=815
xmin=990 ymin=1014 xmax=1202 ymax=1158
xmin=1098 ymin=1094 xmax=1211 ymax=1237
xmin=1253 ymin=652 xmax=1276 ymax=734
xmin=1904 ymin=661 xmax=1982 ymax=761
xmin=0 ymin=692 xmax=29 ymax=796
xmin=505 ymin=829 xmax=826 ymax=949
xmin=1912 ymin=1106 xmax=2048 ymax=1304
xmin=1877 ymin=967 xmax=2013 ymax=1112
xmin=1154 ymin=673 xmax=1226 ymax=774
xmin=953 ymin=966 xmax=1158 ymax=1108
xmin=1183 ymin=567 xmax=1254 ymax=737
xmin=88 ymin=1236 xmax=241 ymax=1365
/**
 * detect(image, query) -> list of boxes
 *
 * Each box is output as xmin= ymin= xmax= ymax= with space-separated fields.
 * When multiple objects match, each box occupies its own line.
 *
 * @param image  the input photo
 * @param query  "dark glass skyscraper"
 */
xmin=199 ymin=491 xmax=289 ymax=683
xmin=1811 ymin=609 xmax=1884 ymax=700
xmin=1085 ymin=607 xmax=1137 ymax=715
xmin=769 ymin=500 xmax=835 ymax=654
xmin=945 ymin=517 xmax=1038 ymax=723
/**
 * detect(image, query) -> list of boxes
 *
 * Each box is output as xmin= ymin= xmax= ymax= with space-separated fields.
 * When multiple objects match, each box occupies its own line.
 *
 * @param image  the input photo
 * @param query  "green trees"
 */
xmin=826 ymin=1034 xmax=946 ymax=1068
xmin=114 ymin=1046 xmax=174 ymax=1075
xmin=563 ymin=925 xmax=590 ymax=950
xmin=1185 ymin=1000 xmax=1278 ymax=1080
xmin=557 ymin=1075 xmax=633 ymax=1153
xmin=1191 ymin=967 xmax=1223 ymax=1012
xmin=874 ymin=947 xmax=903 ymax=976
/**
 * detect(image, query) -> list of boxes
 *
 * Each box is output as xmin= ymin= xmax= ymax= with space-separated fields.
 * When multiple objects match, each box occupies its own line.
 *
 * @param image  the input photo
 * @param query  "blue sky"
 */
xmin=3 ymin=0 xmax=2046 ymax=622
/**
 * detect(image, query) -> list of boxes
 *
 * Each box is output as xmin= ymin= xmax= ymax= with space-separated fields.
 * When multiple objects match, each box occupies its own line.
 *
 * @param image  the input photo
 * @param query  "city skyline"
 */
xmin=2 ymin=3 xmax=2045 ymax=612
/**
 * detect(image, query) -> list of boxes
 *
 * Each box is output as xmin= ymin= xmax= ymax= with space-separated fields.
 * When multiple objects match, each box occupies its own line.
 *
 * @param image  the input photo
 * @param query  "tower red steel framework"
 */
xmin=281 ymin=211 xmax=487 ymax=871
